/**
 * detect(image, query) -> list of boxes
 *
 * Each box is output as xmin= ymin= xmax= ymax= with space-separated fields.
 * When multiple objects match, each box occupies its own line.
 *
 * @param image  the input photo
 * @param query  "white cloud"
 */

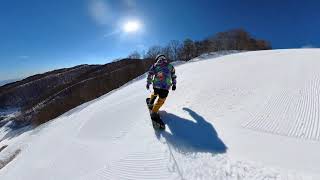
xmin=88 ymin=0 xmax=142 ymax=39
xmin=103 ymin=30 xmax=120 ymax=38
xmin=18 ymin=56 xmax=29 ymax=59
xmin=88 ymin=0 xmax=112 ymax=25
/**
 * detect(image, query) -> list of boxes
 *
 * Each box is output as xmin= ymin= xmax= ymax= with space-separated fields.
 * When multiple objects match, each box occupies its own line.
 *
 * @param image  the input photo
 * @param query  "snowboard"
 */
xmin=146 ymin=98 xmax=165 ymax=130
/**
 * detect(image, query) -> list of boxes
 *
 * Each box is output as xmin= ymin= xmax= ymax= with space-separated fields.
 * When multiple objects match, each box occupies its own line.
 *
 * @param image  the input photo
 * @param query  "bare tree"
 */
xmin=181 ymin=38 xmax=196 ymax=61
xmin=160 ymin=46 xmax=172 ymax=60
xmin=145 ymin=46 xmax=162 ymax=59
xmin=130 ymin=29 xmax=271 ymax=61
xmin=255 ymin=40 xmax=272 ymax=50
xmin=128 ymin=51 xmax=141 ymax=59
xmin=168 ymin=40 xmax=182 ymax=61
xmin=207 ymin=29 xmax=272 ymax=51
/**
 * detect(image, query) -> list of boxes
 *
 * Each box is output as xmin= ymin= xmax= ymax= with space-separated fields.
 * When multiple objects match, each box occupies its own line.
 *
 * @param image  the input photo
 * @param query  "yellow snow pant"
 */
xmin=151 ymin=97 xmax=166 ymax=113
xmin=149 ymin=88 xmax=169 ymax=113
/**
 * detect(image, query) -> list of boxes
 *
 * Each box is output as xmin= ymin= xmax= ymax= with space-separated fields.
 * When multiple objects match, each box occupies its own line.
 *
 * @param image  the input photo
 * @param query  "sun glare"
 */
xmin=123 ymin=20 xmax=141 ymax=33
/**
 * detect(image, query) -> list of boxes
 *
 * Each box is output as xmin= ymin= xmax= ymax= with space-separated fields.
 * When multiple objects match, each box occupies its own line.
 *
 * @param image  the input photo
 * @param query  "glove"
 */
xmin=172 ymin=85 xmax=176 ymax=91
xmin=146 ymin=84 xmax=150 ymax=90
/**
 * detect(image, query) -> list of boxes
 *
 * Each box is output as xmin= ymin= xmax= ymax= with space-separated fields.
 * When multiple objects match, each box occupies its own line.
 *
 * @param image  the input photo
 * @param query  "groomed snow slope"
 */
xmin=1 ymin=49 xmax=320 ymax=179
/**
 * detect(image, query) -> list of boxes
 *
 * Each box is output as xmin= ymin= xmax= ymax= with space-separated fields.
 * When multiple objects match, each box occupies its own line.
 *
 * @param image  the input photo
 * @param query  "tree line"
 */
xmin=128 ymin=29 xmax=272 ymax=61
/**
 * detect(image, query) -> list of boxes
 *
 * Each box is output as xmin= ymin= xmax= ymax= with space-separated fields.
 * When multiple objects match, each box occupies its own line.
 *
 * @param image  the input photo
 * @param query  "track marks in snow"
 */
xmin=77 ymin=94 xmax=146 ymax=142
xmin=81 ymin=149 xmax=313 ymax=180
xmin=243 ymin=75 xmax=320 ymax=141
xmin=83 ymin=151 xmax=177 ymax=180
xmin=164 ymin=151 xmax=301 ymax=180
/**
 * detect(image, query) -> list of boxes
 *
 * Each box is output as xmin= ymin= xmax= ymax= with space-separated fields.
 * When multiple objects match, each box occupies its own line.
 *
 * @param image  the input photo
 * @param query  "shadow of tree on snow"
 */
xmin=156 ymin=108 xmax=227 ymax=154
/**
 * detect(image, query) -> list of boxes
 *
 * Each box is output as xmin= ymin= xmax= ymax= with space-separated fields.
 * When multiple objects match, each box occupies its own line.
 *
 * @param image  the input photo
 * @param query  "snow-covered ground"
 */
xmin=1 ymin=49 xmax=320 ymax=179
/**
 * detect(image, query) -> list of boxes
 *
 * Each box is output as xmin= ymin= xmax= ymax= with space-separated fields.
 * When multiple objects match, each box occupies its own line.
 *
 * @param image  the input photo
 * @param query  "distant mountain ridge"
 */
xmin=0 ymin=58 xmax=155 ymax=126
xmin=0 ymin=79 xmax=20 ymax=87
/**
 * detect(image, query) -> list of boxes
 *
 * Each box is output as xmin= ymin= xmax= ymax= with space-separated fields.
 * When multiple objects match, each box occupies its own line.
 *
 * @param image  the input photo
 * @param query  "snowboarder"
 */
xmin=146 ymin=54 xmax=177 ymax=129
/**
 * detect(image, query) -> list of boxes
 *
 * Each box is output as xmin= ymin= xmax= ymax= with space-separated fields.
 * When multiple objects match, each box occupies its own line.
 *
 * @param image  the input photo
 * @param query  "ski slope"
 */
xmin=1 ymin=49 xmax=320 ymax=180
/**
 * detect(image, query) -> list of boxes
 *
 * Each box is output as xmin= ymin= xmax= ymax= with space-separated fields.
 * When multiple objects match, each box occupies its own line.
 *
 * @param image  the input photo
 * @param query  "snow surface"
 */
xmin=1 ymin=49 xmax=320 ymax=179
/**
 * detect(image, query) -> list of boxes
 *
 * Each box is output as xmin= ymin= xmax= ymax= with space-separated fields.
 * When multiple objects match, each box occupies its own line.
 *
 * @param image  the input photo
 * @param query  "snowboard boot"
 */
xmin=151 ymin=112 xmax=165 ymax=130
xmin=146 ymin=98 xmax=154 ymax=110
xmin=151 ymin=112 xmax=160 ymax=119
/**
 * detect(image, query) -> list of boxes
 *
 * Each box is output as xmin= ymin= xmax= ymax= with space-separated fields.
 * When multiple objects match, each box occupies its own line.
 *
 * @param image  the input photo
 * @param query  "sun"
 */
xmin=123 ymin=20 xmax=141 ymax=33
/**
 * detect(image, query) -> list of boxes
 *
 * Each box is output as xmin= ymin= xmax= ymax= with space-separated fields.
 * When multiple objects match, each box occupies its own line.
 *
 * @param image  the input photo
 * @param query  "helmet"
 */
xmin=155 ymin=54 xmax=166 ymax=61
xmin=155 ymin=54 xmax=168 ymax=64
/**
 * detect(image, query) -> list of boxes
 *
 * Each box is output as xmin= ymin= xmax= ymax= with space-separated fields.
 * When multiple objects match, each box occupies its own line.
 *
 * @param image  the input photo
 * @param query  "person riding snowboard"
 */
xmin=146 ymin=54 xmax=177 ymax=120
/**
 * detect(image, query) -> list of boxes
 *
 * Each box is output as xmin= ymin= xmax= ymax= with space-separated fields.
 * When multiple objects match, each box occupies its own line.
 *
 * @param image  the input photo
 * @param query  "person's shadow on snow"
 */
xmin=156 ymin=108 xmax=227 ymax=154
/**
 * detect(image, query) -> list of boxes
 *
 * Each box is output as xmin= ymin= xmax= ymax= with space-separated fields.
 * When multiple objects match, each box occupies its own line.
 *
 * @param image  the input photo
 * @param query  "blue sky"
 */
xmin=0 ymin=0 xmax=320 ymax=81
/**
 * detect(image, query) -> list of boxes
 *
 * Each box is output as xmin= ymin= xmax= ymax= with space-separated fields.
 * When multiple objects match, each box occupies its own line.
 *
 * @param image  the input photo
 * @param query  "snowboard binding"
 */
xmin=146 ymin=98 xmax=165 ymax=130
